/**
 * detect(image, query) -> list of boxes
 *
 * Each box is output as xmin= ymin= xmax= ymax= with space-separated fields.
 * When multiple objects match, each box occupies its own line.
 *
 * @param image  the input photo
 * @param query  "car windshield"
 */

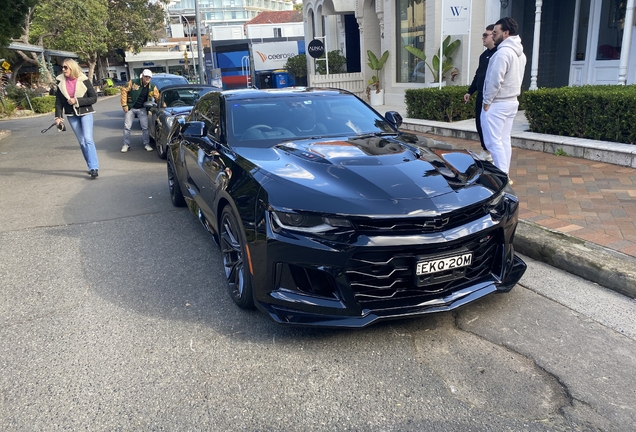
xmin=161 ymin=87 xmax=213 ymax=108
xmin=227 ymin=93 xmax=396 ymax=147
xmin=153 ymin=77 xmax=188 ymax=89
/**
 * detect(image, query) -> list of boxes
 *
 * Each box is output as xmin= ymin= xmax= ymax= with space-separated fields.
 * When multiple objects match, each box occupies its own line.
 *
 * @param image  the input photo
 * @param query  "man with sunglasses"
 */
xmin=120 ymin=69 xmax=160 ymax=152
xmin=463 ymin=24 xmax=497 ymax=160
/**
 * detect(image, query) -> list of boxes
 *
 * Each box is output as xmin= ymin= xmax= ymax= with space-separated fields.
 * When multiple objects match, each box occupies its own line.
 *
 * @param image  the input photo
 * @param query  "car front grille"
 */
xmin=345 ymin=232 xmax=499 ymax=303
xmin=351 ymin=203 xmax=488 ymax=234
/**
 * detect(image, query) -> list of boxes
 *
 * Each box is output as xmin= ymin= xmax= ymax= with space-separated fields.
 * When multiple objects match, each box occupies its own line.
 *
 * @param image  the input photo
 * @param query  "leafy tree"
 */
xmin=0 ymin=0 xmax=37 ymax=49
xmin=107 ymin=0 xmax=167 ymax=54
xmin=10 ymin=0 xmax=166 ymax=85
xmin=31 ymin=0 xmax=109 ymax=83
xmin=285 ymin=54 xmax=307 ymax=79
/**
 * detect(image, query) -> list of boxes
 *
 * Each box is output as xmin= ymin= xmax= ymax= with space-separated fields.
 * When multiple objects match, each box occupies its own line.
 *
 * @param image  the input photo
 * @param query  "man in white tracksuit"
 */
xmin=481 ymin=17 xmax=527 ymax=176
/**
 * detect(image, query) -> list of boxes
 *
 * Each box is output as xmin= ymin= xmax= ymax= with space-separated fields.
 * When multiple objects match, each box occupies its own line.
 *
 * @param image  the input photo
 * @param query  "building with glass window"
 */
xmin=166 ymin=0 xmax=294 ymax=31
xmin=304 ymin=0 xmax=636 ymax=107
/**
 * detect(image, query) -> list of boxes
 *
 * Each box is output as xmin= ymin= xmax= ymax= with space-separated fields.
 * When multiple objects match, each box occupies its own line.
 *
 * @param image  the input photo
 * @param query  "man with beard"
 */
xmin=481 ymin=17 xmax=527 ymax=179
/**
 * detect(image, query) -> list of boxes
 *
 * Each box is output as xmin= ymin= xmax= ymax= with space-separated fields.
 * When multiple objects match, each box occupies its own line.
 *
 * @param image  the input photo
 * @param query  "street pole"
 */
xmin=194 ymin=0 xmax=205 ymax=84
xmin=179 ymin=14 xmax=197 ymax=83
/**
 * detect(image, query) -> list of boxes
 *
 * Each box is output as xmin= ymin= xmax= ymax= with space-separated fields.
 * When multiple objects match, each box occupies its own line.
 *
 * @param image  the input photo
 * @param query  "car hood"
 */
xmin=234 ymin=135 xmax=506 ymax=216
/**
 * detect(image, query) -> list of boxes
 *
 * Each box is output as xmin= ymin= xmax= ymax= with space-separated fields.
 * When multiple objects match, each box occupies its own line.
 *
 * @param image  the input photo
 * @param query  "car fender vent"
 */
xmin=274 ymin=262 xmax=340 ymax=300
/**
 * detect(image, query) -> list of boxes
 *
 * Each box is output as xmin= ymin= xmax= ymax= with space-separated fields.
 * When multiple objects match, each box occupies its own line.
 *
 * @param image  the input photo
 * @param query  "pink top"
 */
xmin=66 ymin=78 xmax=77 ymax=98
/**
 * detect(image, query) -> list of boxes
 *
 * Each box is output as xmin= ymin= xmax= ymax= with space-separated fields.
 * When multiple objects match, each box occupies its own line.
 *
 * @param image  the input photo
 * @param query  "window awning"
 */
xmin=7 ymin=42 xmax=78 ymax=59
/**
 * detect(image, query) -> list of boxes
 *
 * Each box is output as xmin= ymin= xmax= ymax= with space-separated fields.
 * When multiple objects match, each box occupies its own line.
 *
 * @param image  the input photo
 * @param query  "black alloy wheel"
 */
xmin=167 ymin=158 xmax=186 ymax=207
xmin=156 ymin=125 xmax=167 ymax=159
xmin=220 ymin=205 xmax=254 ymax=309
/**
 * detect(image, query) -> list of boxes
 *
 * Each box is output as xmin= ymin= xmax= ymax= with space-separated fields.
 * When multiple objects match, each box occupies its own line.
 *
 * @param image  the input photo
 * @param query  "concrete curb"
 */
xmin=514 ymin=220 xmax=636 ymax=298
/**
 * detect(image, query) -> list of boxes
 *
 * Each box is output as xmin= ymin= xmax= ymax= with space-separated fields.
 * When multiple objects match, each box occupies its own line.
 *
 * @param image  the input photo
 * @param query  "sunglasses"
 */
xmin=62 ymin=66 xmax=69 ymax=70
xmin=482 ymin=33 xmax=491 ymax=38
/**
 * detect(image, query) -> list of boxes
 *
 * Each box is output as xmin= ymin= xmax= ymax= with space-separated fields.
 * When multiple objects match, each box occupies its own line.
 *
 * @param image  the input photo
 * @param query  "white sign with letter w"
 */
xmin=443 ymin=0 xmax=471 ymax=35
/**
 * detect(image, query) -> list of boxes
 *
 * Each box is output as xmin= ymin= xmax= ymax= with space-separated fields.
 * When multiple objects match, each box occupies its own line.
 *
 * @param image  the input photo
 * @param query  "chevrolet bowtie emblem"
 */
xmin=422 ymin=218 xmax=450 ymax=228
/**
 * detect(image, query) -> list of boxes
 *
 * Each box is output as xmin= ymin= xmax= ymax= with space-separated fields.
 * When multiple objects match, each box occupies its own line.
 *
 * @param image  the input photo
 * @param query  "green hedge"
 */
xmin=523 ymin=85 xmax=636 ymax=144
xmin=31 ymin=96 xmax=56 ymax=114
xmin=405 ymin=85 xmax=474 ymax=122
xmin=103 ymin=87 xmax=119 ymax=96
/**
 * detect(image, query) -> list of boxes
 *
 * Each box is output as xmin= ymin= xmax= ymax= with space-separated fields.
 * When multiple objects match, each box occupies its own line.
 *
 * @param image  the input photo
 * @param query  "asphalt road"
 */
xmin=1 ymin=97 xmax=635 ymax=431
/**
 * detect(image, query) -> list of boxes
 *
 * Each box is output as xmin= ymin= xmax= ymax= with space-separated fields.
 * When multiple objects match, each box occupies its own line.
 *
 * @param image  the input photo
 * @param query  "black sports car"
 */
xmin=148 ymin=84 xmax=215 ymax=158
xmin=166 ymin=88 xmax=526 ymax=328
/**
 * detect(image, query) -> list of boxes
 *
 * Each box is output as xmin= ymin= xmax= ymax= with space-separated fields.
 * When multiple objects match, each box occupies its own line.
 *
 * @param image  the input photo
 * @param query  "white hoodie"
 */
xmin=482 ymin=35 xmax=526 ymax=105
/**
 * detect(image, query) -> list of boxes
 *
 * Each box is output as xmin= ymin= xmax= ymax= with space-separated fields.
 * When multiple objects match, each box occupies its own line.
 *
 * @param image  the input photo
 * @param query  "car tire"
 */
xmin=167 ymin=158 xmax=186 ymax=207
xmin=156 ymin=125 xmax=167 ymax=159
xmin=220 ymin=205 xmax=255 ymax=309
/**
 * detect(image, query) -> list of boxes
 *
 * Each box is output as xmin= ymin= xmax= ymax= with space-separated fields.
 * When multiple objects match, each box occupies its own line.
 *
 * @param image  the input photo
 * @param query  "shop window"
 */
xmin=397 ymin=0 xmax=426 ymax=83
xmin=574 ymin=0 xmax=591 ymax=61
xmin=596 ymin=0 xmax=626 ymax=60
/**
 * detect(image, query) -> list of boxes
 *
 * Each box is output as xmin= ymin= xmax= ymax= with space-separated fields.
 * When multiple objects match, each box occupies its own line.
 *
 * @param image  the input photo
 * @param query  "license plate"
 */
xmin=416 ymin=253 xmax=473 ymax=275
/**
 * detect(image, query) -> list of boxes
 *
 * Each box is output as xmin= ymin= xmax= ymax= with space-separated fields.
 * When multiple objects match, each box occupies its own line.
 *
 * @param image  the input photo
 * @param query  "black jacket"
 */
xmin=468 ymin=47 xmax=497 ymax=96
xmin=54 ymin=74 xmax=97 ymax=118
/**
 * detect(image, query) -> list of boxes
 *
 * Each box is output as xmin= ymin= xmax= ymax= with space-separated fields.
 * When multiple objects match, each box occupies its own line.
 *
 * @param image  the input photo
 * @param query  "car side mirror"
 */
xmin=385 ymin=111 xmax=403 ymax=129
xmin=144 ymin=100 xmax=156 ymax=109
xmin=183 ymin=121 xmax=207 ymax=138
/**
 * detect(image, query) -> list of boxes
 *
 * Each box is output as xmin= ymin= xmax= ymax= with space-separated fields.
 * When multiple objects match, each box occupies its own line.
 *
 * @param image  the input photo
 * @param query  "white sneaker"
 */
xmin=144 ymin=144 xmax=153 ymax=152
xmin=121 ymin=144 xmax=130 ymax=153
xmin=479 ymin=151 xmax=493 ymax=162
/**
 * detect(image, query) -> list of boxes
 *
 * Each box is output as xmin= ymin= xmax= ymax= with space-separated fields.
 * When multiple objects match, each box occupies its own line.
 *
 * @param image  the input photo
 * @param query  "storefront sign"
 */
xmin=307 ymin=39 xmax=325 ymax=59
xmin=142 ymin=62 xmax=155 ymax=66
xmin=442 ymin=0 xmax=471 ymax=35
xmin=252 ymin=41 xmax=299 ymax=71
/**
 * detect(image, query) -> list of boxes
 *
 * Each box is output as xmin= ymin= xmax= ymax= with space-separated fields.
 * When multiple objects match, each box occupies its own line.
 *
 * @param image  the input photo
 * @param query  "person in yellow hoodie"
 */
xmin=54 ymin=58 xmax=99 ymax=179
xmin=120 ymin=69 xmax=160 ymax=152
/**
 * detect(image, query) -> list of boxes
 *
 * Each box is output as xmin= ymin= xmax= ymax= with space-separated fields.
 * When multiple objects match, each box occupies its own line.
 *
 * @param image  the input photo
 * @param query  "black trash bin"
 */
xmin=257 ymin=72 xmax=274 ymax=89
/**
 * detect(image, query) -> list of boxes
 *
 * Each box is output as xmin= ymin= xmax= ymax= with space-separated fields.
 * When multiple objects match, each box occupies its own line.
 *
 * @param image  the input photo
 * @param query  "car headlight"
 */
xmin=165 ymin=116 xmax=175 ymax=129
xmin=270 ymin=210 xmax=353 ymax=234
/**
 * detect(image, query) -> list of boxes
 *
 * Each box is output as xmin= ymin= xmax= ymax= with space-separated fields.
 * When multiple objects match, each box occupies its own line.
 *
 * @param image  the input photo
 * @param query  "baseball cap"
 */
xmin=141 ymin=69 xmax=153 ymax=77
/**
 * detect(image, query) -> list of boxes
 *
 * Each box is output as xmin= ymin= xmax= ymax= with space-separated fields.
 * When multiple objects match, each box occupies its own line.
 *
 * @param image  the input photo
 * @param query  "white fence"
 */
xmin=308 ymin=72 xmax=366 ymax=97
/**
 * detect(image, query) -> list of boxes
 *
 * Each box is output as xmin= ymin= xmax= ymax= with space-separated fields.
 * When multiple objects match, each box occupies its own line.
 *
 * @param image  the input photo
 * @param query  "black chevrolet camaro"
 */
xmin=148 ymin=84 xmax=215 ymax=159
xmin=166 ymin=88 xmax=526 ymax=328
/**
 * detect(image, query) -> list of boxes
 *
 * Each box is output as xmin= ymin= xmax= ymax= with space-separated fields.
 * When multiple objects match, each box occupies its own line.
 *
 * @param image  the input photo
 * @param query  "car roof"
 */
xmin=222 ymin=87 xmax=352 ymax=101
xmin=152 ymin=73 xmax=188 ymax=79
xmin=159 ymin=84 xmax=216 ymax=92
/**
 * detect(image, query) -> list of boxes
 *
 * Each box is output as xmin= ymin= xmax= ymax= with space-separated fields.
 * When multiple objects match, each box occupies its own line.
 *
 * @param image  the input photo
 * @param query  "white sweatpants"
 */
xmin=480 ymin=100 xmax=519 ymax=174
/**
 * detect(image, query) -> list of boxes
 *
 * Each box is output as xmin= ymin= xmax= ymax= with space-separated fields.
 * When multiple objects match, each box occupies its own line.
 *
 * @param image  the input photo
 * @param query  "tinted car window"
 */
xmin=153 ymin=76 xmax=189 ymax=90
xmin=160 ymin=87 xmax=214 ymax=107
xmin=227 ymin=94 xmax=395 ymax=146
xmin=193 ymin=92 xmax=222 ymax=142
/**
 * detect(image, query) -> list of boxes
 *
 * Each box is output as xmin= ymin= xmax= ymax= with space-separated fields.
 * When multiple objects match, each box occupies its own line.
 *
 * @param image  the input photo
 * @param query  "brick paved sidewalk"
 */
xmin=417 ymin=132 xmax=636 ymax=259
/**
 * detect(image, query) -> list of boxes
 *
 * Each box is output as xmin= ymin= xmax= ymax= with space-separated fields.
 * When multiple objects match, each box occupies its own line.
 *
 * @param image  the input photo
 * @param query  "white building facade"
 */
xmin=167 ymin=0 xmax=294 ymax=30
xmin=304 ymin=0 xmax=636 ymax=107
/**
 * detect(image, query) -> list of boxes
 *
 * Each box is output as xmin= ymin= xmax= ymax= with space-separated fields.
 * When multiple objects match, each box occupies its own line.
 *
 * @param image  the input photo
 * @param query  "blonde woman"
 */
xmin=54 ymin=58 xmax=99 ymax=179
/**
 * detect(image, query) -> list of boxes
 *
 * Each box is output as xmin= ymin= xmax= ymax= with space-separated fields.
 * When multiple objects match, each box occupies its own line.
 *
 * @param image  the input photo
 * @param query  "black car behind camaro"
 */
xmin=166 ymin=88 xmax=526 ymax=328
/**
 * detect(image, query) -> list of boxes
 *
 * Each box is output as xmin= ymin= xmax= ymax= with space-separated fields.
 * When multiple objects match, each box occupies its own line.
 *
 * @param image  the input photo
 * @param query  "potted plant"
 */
xmin=284 ymin=53 xmax=308 ymax=86
xmin=366 ymin=49 xmax=389 ymax=105
xmin=405 ymin=36 xmax=461 ymax=86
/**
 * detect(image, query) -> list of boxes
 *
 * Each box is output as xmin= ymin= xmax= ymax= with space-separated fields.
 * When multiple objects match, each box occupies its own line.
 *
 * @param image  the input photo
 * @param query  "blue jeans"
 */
xmin=123 ymin=108 xmax=149 ymax=146
xmin=67 ymin=114 xmax=99 ymax=170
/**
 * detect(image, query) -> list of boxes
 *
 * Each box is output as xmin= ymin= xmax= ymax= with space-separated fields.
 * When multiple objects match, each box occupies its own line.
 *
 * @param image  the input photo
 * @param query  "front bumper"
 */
xmin=260 ymin=255 xmax=526 ymax=328
xmin=249 ymin=207 xmax=526 ymax=328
